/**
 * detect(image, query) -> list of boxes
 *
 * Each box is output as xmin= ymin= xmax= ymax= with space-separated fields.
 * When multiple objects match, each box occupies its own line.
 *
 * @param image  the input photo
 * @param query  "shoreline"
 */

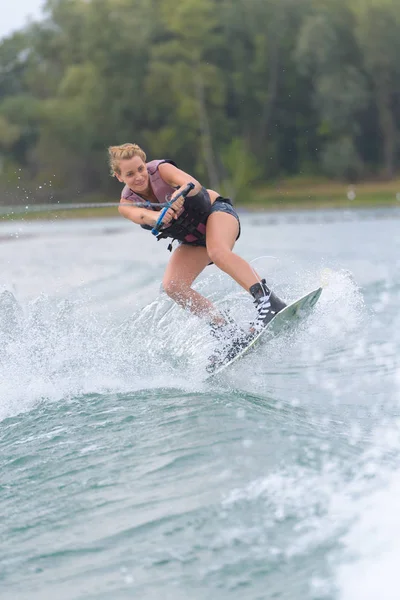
xmin=2 ymin=174 xmax=400 ymax=221
xmin=1 ymin=197 xmax=400 ymax=221
xmin=0 ymin=199 xmax=399 ymax=224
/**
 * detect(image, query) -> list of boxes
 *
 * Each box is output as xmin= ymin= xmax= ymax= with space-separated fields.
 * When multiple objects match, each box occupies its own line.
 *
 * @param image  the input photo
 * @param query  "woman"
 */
xmin=108 ymin=143 xmax=286 ymax=350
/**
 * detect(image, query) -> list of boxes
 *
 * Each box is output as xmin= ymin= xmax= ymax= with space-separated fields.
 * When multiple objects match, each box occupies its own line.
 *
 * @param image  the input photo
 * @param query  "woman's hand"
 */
xmin=161 ymin=188 xmax=187 ymax=225
xmin=161 ymin=205 xmax=179 ymax=226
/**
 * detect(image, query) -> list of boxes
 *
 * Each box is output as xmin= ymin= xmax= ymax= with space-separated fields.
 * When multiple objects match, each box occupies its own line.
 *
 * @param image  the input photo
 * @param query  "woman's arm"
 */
xmin=158 ymin=162 xmax=202 ymax=196
xmin=118 ymin=202 xmax=158 ymax=227
xmin=158 ymin=162 xmax=210 ymax=223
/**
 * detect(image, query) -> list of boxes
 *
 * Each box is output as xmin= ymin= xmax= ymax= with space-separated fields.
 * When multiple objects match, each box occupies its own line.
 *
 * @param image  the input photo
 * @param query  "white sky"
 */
xmin=0 ymin=0 xmax=45 ymax=40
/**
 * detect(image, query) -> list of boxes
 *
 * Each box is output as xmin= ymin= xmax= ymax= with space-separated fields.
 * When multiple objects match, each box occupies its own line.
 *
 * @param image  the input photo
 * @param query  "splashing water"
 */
xmin=1 ymin=212 xmax=399 ymax=600
xmin=0 ymin=264 xmax=365 ymax=422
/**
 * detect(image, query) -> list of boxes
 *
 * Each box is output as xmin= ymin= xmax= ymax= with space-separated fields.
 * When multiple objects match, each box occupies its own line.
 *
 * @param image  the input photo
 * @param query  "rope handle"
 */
xmin=151 ymin=182 xmax=195 ymax=236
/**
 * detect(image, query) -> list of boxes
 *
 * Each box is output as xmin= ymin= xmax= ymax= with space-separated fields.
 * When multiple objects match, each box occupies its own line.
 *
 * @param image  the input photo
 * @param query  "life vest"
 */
xmin=121 ymin=159 xmax=211 ymax=247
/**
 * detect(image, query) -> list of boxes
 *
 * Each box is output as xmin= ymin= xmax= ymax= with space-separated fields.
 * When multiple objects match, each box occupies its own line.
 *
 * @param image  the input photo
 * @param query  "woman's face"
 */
xmin=115 ymin=156 xmax=149 ymax=193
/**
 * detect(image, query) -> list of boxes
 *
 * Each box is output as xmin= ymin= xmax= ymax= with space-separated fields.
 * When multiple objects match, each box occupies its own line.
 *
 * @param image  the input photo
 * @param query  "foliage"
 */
xmin=1 ymin=0 xmax=400 ymax=202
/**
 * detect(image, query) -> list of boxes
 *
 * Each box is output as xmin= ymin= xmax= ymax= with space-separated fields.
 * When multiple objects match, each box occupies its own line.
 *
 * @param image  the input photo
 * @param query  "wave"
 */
xmin=0 ymin=266 xmax=367 ymax=422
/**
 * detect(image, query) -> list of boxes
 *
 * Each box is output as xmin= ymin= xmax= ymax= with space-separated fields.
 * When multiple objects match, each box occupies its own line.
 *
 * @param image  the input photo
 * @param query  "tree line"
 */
xmin=0 ymin=0 xmax=399 ymax=204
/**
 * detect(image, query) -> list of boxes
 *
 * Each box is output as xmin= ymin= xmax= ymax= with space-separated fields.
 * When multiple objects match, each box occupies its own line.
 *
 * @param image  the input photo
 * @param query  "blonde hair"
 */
xmin=108 ymin=143 xmax=147 ymax=176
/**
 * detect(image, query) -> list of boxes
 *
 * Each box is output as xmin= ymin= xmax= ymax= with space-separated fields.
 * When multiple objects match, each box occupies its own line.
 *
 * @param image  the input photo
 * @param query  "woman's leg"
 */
xmin=205 ymin=211 xmax=260 ymax=291
xmin=206 ymin=210 xmax=286 ymax=328
xmin=162 ymin=244 xmax=223 ymax=322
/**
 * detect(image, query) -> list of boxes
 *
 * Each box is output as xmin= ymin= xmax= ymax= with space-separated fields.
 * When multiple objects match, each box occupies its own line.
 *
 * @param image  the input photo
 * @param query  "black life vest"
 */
xmin=155 ymin=187 xmax=211 ymax=249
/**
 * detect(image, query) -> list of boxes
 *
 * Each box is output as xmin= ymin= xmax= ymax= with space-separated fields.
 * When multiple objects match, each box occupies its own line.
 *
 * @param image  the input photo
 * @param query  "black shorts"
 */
xmin=181 ymin=197 xmax=241 ymax=248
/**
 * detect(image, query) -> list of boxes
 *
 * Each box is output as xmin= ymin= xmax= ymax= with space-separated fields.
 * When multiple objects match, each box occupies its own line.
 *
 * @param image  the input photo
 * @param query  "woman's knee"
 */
xmin=206 ymin=245 xmax=232 ymax=267
xmin=162 ymin=277 xmax=190 ymax=300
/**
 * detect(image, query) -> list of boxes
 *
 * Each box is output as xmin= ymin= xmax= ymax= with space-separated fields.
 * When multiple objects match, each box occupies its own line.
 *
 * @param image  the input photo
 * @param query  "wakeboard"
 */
xmin=207 ymin=287 xmax=322 ymax=377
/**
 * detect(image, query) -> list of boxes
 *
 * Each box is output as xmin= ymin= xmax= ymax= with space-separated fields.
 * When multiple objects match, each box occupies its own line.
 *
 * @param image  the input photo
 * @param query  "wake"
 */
xmin=0 ymin=267 xmax=365 ymax=421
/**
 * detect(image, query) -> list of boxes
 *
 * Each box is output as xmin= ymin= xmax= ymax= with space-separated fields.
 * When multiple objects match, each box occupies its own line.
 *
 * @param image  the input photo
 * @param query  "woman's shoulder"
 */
xmin=121 ymin=184 xmax=136 ymax=200
xmin=147 ymin=159 xmax=177 ymax=174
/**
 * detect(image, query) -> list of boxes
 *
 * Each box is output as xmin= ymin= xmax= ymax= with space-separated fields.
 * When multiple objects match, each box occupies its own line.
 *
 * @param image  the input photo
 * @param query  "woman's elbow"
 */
xmin=118 ymin=205 xmax=128 ymax=218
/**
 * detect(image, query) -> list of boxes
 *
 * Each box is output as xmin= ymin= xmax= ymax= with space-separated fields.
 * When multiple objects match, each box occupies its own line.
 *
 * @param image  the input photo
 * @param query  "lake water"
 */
xmin=1 ymin=208 xmax=399 ymax=599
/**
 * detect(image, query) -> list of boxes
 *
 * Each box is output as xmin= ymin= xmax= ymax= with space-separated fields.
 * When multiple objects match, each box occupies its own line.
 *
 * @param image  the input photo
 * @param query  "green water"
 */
xmin=0 ymin=209 xmax=399 ymax=599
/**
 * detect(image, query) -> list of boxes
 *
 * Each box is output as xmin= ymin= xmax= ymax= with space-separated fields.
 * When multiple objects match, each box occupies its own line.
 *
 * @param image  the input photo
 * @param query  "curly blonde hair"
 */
xmin=108 ymin=143 xmax=147 ymax=176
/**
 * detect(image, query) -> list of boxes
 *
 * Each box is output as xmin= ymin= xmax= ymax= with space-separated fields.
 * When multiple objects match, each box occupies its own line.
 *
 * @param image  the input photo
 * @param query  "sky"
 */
xmin=0 ymin=0 xmax=44 ymax=40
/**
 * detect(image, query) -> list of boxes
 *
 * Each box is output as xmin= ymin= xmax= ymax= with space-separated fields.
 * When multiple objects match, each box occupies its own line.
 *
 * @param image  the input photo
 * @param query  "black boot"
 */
xmin=249 ymin=279 xmax=286 ymax=330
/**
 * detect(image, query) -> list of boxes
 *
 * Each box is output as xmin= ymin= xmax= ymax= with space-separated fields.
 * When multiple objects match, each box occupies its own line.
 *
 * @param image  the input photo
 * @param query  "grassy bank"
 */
xmin=247 ymin=176 xmax=400 ymax=210
xmin=2 ymin=177 xmax=400 ymax=221
xmin=1 ymin=206 xmax=120 ymax=221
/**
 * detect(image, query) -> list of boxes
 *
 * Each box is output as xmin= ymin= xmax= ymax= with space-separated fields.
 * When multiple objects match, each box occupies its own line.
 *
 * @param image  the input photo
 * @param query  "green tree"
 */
xmin=295 ymin=0 xmax=369 ymax=179
xmin=352 ymin=0 xmax=400 ymax=178
xmin=144 ymin=0 xmax=225 ymax=187
xmin=1 ymin=0 xmax=400 ymax=202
